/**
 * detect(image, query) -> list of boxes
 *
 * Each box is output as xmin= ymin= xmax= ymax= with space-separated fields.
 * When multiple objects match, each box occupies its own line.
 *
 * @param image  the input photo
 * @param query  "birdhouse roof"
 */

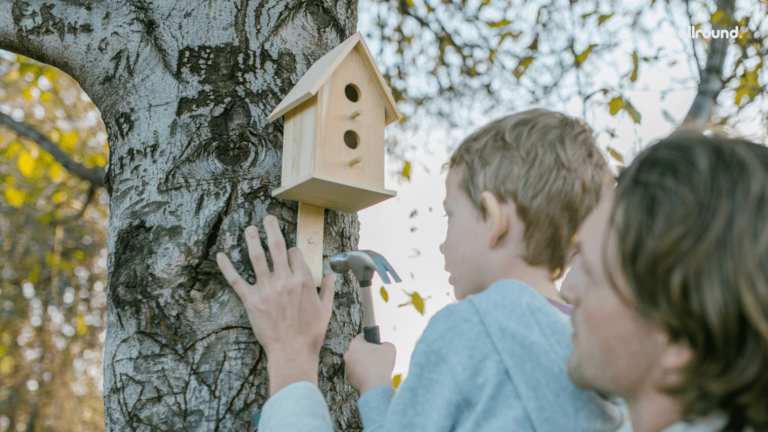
xmin=267 ymin=33 xmax=402 ymax=125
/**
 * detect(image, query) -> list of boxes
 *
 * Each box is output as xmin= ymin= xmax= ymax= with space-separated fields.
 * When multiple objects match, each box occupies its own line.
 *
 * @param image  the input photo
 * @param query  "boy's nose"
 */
xmin=439 ymin=242 xmax=445 ymax=255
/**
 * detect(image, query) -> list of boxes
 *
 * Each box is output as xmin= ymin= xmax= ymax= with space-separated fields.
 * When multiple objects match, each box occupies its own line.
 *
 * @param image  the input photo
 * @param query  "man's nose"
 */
xmin=439 ymin=242 xmax=445 ymax=255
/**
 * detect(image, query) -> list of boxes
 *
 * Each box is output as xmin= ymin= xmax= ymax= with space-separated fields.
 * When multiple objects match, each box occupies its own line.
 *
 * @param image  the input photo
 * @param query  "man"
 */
xmin=561 ymin=133 xmax=768 ymax=432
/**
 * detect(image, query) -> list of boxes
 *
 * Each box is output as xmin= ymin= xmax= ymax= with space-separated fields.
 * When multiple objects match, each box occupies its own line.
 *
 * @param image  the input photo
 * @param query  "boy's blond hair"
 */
xmin=449 ymin=109 xmax=609 ymax=278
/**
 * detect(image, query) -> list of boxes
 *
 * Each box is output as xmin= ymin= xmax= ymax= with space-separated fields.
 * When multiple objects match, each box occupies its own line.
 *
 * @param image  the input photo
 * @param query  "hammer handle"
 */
xmin=363 ymin=326 xmax=381 ymax=344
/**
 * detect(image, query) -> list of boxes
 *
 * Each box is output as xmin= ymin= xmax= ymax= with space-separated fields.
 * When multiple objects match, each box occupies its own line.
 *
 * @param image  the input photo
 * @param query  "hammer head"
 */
xmin=329 ymin=250 xmax=402 ymax=286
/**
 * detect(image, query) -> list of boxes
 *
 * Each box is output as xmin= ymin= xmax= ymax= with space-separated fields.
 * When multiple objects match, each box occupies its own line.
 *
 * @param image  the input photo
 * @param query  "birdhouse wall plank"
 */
xmin=281 ymin=96 xmax=317 ymax=186
xmin=313 ymin=45 xmax=386 ymax=189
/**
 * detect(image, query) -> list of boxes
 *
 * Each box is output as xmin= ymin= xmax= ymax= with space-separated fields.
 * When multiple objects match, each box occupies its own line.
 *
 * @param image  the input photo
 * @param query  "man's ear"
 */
xmin=659 ymin=340 xmax=693 ymax=371
xmin=481 ymin=191 xmax=509 ymax=248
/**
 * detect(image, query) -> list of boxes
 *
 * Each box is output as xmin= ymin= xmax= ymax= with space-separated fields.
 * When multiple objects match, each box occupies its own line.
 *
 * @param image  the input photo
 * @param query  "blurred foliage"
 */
xmin=0 ymin=51 xmax=109 ymax=432
xmin=365 ymin=0 xmax=767 ymax=130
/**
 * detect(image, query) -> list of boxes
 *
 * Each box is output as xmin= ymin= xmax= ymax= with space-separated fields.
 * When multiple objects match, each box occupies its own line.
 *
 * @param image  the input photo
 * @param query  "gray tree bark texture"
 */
xmin=0 ymin=1 xmax=365 ymax=430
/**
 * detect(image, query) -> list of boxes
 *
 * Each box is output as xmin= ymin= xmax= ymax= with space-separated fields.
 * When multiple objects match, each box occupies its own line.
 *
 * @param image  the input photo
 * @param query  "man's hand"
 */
xmin=216 ymin=215 xmax=336 ymax=396
xmin=344 ymin=334 xmax=396 ymax=396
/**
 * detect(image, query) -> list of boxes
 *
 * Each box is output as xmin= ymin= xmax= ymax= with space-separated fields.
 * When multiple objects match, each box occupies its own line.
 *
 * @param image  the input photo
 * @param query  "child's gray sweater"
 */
xmin=257 ymin=279 xmax=628 ymax=431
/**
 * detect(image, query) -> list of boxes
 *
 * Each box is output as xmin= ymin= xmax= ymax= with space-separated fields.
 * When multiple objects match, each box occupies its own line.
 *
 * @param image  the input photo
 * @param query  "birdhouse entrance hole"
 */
xmin=345 ymin=84 xmax=360 ymax=102
xmin=344 ymin=130 xmax=359 ymax=149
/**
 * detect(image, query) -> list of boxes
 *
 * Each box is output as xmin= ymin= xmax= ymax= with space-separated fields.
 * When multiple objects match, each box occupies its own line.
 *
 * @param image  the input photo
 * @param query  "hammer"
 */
xmin=329 ymin=250 xmax=401 ymax=344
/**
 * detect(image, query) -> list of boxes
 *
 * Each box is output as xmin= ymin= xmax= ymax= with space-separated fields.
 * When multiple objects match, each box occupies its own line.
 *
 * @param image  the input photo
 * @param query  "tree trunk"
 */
xmin=1 ymin=1 xmax=365 ymax=430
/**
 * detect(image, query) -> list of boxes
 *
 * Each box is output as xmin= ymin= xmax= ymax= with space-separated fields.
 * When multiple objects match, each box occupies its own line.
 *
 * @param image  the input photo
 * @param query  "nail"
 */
xmin=245 ymin=226 xmax=257 ymax=235
xmin=216 ymin=252 xmax=225 ymax=262
xmin=264 ymin=215 xmax=276 ymax=223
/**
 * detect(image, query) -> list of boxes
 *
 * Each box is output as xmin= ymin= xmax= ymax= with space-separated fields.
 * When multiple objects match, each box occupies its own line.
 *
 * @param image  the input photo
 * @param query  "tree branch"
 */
xmin=0 ymin=113 xmax=105 ymax=187
xmin=681 ymin=0 xmax=737 ymax=128
xmin=50 ymin=183 xmax=97 ymax=225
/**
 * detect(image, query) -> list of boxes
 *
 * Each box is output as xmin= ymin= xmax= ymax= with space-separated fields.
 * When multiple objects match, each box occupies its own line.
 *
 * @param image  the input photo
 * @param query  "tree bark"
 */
xmin=0 ymin=0 xmax=365 ymax=430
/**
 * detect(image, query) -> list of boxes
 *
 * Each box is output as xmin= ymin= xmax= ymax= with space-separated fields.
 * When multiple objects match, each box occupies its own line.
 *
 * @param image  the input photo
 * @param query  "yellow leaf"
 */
xmin=608 ymin=97 xmax=624 ymax=115
xmin=576 ymin=45 xmax=595 ymax=66
xmin=486 ymin=19 xmax=511 ymax=28
xmin=42 ymin=68 xmax=57 ymax=83
xmin=393 ymin=374 xmax=402 ymax=389
xmin=623 ymin=102 xmax=642 ymax=124
xmin=77 ymin=315 xmax=87 ymax=335
xmin=630 ymin=51 xmax=638 ymax=82
xmin=4 ymin=187 xmax=26 ymax=207
xmin=0 ymin=345 xmax=6 ymax=357
xmin=401 ymin=161 xmax=411 ymax=180
xmin=5 ymin=142 xmax=23 ymax=158
xmin=48 ymin=130 xmax=61 ymax=144
xmin=17 ymin=151 xmax=36 ymax=177
xmin=398 ymin=290 xmax=426 ymax=315
xmin=60 ymin=131 xmax=78 ymax=151
xmin=49 ymin=162 xmax=62 ymax=180
xmin=22 ymin=88 xmax=33 ymax=101
xmin=90 ymin=154 xmax=107 ymax=167
xmin=0 ymin=356 xmax=14 ymax=375
xmin=607 ymin=147 xmax=624 ymax=164
xmin=598 ymin=14 xmax=613 ymax=25
xmin=52 ymin=190 xmax=67 ymax=204
xmin=710 ymin=9 xmax=725 ymax=25
xmin=41 ymin=91 xmax=52 ymax=102
xmin=75 ymin=250 xmax=85 ymax=260
xmin=380 ymin=286 xmax=389 ymax=303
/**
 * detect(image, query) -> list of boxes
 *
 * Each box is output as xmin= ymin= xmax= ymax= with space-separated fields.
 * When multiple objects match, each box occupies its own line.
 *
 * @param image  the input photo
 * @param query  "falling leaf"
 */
xmin=409 ymin=210 xmax=418 ymax=218
xmin=75 ymin=251 xmax=86 ymax=260
xmin=398 ymin=290 xmax=426 ymax=315
xmin=393 ymin=374 xmax=402 ymax=389
xmin=410 ymin=226 xmax=417 ymax=233
xmin=380 ymin=286 xmax=389 ymax=303
xmin=17 ymin=151 xmax=35 ymax=177
xmin=607 ymin=147 xmax=624 ymax=164
xmin=575 ymin=45 xmax=595 ymax=66
xmin=608 ymin=97 xmax=624 ymax=115
xmin=77 ymin=315 xmax=87 ymax=335
xmin=401 ymin=161 xmax=411 ymax=180
xmin=4 ymin=187 xmax=26 ymax=207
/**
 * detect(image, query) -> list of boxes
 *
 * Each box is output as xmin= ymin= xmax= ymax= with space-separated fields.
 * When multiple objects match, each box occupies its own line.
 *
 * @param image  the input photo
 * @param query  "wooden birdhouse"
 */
xmin=267 ymin=32 xmax=403 ymax=285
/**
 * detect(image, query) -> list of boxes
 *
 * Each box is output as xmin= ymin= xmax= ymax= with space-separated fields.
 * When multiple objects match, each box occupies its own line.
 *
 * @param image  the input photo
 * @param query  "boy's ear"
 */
xmin=481 ymin=191 xmax=509 ymax=248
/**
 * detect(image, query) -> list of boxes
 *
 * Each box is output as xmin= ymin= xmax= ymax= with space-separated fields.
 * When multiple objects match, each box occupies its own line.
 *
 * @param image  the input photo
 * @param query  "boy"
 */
xmin=218 ymin=109 xmax=627 ymax=431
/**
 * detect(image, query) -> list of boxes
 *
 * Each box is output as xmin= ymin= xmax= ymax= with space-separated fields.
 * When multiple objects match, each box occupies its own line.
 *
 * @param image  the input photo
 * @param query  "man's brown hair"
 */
xmin=610 ymin=133 xmax=768 ymax=431
xmin=449 ymin=109 xmax=609 ymax=277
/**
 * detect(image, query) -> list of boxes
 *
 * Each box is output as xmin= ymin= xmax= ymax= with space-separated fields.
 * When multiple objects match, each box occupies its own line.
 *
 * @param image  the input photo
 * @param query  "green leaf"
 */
xmin=630 ymin=51 xmax=638 ymax=82
xmin=393 ymin=374 xmax=402 ymax=389
xmin=380 ymin=286 xmax=389 ymax=303
xmin=486 ymin=19 xmax=511 ymax=28
xmin=576 ymin=45 xmax=595 ymax=66
xmin=607 ymin=147 xmax=624 ymax=164
xmin=623 ymin=102 xmax=642 ymax=124
xmin=401 ymin=161 xmax=411 ymax=180
xmin=598 ymin=14 xmax=613 ymax=25
xmin=608 ymin=97 xmax=624 ymax=115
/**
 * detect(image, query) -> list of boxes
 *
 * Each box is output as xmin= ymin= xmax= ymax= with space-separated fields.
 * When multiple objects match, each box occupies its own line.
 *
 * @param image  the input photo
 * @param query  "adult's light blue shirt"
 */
xmin=257 ymin=280 xmax=629 ymax=431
